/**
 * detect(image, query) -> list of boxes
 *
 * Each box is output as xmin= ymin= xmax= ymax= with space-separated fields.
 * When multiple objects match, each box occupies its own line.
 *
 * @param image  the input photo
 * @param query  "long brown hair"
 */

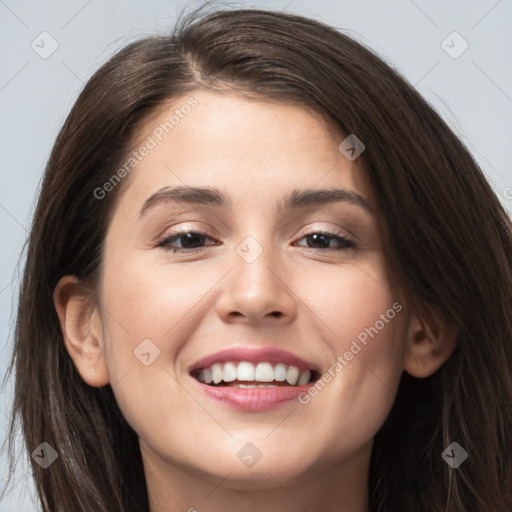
xmin=3 ymin=5 xmax=511 ymax=511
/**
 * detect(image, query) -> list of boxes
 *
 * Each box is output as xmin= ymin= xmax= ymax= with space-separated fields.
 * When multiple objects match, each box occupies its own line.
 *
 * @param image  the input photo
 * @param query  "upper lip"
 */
xmin=188 ymin=346 xmax=320 ymax=373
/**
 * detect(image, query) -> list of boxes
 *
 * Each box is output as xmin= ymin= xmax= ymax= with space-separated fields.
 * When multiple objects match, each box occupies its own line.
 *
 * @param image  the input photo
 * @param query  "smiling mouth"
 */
xmin=191 ymin=361 xmax=319 ymax=388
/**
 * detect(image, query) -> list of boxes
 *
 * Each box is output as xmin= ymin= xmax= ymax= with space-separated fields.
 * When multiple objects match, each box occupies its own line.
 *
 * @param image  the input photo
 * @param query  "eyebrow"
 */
xmin=138 ymin=185 xmax=372 ymax=219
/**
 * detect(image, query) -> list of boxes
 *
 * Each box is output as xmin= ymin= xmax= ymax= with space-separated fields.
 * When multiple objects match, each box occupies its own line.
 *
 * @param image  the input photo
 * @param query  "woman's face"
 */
xmin=92 ymin=91 xmax=410 ymax=492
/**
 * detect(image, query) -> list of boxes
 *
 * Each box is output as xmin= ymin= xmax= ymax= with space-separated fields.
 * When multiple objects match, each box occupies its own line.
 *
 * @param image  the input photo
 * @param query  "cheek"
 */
xmin=100 ymin=255 xmax=215 ymax=352
xmin=97 ymin=255 xmax=222 ymax=429
xmin=306 ymin=255 xmax=402 ymax=350
xmin=329 ymin=256 xmax=405 ymax=369
xmin=294 ymin=258 xmax=406 ymax=452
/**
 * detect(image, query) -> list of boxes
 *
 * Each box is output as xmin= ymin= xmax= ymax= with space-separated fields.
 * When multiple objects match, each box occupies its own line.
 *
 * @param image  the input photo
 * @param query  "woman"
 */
xmin=4 ymin=5 xmax=512 ymax=512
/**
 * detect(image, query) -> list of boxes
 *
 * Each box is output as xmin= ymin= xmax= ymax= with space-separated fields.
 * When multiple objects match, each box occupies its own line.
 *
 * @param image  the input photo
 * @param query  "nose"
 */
xmin=215 ymin=240 xmax=297 ymax=326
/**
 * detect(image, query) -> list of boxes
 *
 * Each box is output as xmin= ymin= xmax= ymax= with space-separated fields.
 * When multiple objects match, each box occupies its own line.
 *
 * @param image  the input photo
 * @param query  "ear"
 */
xmin=53 ymin=275 xmax=110 ymax=387
xmin=403 ymin=308 xmax=458 ymax=378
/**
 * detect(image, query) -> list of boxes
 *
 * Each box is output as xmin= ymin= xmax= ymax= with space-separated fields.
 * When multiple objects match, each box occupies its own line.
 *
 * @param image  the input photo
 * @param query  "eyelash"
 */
xmin=157 ymin=230 xmax=355 ymax=253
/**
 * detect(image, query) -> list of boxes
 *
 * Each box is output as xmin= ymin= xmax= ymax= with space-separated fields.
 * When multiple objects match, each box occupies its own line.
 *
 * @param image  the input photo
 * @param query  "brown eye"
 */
xmin=158 ymin=231 xmax=218 ymax=253
xmin=295 ymin=231 xmax=355 ymax=251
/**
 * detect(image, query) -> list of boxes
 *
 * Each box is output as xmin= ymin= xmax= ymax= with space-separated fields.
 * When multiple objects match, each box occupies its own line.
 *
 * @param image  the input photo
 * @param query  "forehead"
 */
xmin=114 ymin=90 xmax=369 ymax=216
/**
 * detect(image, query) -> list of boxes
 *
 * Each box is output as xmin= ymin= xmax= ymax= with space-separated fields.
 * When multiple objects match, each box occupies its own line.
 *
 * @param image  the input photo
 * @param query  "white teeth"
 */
xmin=222 ymin=362 xmax=237 ymax=382
xmin=203 ymin=367 xmax=213 ymax=384
xmin=286 ymin=366 xmax=300 ymax=386
xmin=255 ymin=362 xmax=274 ymax=382
xmin=211 ymin=363 xmax=222 ymax=384
xmin=297 ymin=369 xmax=311 ymax=386
xmin=234 ymin=383 xmax=279 ymax=388
xmin=195 ymin=361 xmax=313 ymax=387
xmin=274 ymin=363 xmax=287 ymax=381
xmin=237 ymin=361 xmax=255 ymax=381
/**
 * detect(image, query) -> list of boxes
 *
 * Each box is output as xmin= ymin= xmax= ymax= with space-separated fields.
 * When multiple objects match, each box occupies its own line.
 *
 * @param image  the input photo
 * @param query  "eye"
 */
xmin=157 ymin=229 xmax=355 ymax=254
xmin=294 ymin=231 xmax=355 ymax=251
xmin=157 ymin=231 xmax=218 ymax=253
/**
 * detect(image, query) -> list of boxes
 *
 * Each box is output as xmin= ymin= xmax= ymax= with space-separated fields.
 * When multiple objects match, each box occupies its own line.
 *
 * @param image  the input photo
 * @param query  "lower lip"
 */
xmin=192 ymin=378 xmax=315 ymax=411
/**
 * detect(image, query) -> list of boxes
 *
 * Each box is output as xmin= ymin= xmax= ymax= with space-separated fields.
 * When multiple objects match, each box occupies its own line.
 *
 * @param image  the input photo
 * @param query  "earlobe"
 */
xmin=53 ymin=275 xmax=110 ymax=387
xmin=403 ymin=309 xmax=458 ymax=378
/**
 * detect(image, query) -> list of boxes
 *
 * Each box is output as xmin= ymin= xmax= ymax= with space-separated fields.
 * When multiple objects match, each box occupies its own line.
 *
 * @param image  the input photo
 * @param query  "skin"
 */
xmin=54 ymin=91 xmax=456 ymax=512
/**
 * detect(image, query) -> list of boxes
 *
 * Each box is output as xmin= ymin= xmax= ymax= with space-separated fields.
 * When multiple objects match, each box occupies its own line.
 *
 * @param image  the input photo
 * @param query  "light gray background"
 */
xmin=1 ymin=0 xmax=511 ymax=510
